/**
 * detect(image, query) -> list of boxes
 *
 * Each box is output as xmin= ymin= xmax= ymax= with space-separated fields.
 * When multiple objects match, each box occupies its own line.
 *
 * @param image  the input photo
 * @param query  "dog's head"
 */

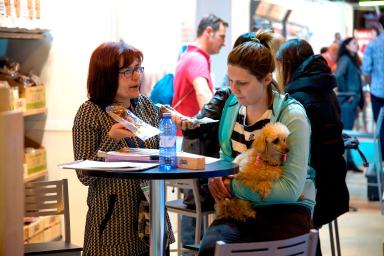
xmin=251 ymin=122 xmax=290 ymax=166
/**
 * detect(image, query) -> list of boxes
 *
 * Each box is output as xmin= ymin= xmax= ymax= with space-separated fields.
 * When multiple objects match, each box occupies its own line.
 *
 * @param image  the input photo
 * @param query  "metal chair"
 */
xmin=328 ymin=219 xmax=341 ymax=256
xmin=214 ymin=229 xmax=319 ymax=256
xmin=24 ymin=179 xmax=82 ymax=255
xmin=165 ymin=179 xmax=214 ymax=255
xmin=372 ymin=106 xmax=384 ymax=214
xmin=330 ymin=131 xmax=370 ymax=256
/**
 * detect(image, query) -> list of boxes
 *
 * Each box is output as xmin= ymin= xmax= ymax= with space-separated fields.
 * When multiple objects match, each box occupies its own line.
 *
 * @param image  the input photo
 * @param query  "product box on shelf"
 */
xmin=43 ymin=221 xmax=62 ymax=241
xmin=20 ymin=85 xmax=45 ymax=110
xmin=24 ymin=217 xmax=45 ymax=242
xmin=0 ymin=75 xmax=46 ymax=111
xmin=24 ymin=216 xmax=62 ymax=243
xmin=26 ymin=230 xmax=45 ymax=244
xmin=24 ymin=137 xmax=47 ymax=178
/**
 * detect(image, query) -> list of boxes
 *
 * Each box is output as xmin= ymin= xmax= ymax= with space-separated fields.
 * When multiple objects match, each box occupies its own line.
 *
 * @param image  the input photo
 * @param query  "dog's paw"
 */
xmin=257 ymin=182 xmax=273 ymax=200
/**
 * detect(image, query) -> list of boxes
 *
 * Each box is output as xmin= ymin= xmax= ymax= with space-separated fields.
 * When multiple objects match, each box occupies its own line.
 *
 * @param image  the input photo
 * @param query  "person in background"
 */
xmin=322 ymin=43 xmax=339 ymax=73
xmin=335 ymin=37 xmax=364 ymax=173
xmin=172 ymin=14 xmax=228 ymax=120
xmin=173 ymin=31 xmax=315 ymax=256
xmin=362 ymin=16 xmax=384 ymax=160
xmin=72 ymin=41 xmax=174 ymax=256
xmin=276 ymin=38 xmax=349 ymax=255
xmin=173 ymin=15 xmax=227 ymax=254
xmin=320 ymin=47 xmax=328 ymax=54
xmin=334 ymin=32 xmax=342 ymax=45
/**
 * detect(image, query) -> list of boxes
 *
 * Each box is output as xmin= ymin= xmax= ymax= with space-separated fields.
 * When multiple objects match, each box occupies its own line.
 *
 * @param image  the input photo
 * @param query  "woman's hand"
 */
xmin=208 ymin=177 xmax=232 ymax=202
xmin=223 ymin=175 xmax=234 ymax=192
xmin=108 ymin=123 xmax=135 ymax=141
xmin=160 ymin=105 xmax=200 ymax=130
xmin=172 ymin=115 xmax=200 ymax=130
xmin=158 ymin=104 xmax=200 ymax=130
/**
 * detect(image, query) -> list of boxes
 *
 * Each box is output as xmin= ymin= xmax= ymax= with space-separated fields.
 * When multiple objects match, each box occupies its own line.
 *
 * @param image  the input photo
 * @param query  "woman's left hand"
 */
xmin=108 ymin=123 xmax=135 ymax=141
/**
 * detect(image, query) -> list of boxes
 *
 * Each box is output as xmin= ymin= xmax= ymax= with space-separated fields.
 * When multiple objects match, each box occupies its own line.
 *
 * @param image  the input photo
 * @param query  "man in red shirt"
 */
xmin=172 ymin=14 xmax=228 ymax=119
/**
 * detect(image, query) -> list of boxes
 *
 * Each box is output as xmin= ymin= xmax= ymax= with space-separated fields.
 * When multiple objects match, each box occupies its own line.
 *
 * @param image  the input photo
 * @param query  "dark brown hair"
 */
xmin=87 ymin=41 xmax=143 ymax=108
xmin=196 ymin=14 xmax=228 ymax=37
xmin=337 ymin=37 xmax=361 ymax=67
xmin=227 ymin=30 xmax=276 ymax=105
xmin=275 ymin=38 xmax=314 ymax=87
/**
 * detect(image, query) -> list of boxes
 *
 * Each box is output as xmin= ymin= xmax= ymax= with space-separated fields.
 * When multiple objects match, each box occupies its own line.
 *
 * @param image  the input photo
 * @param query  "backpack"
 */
xmin=149 ymin=73 xmax=194 ymax=109
xmin=149 ymin=73 xmax=174 ymax=105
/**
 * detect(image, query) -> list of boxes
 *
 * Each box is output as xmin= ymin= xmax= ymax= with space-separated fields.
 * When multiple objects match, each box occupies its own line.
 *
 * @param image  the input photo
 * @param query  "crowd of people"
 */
xmin=72 ymin=13 xmax=384 ymax=256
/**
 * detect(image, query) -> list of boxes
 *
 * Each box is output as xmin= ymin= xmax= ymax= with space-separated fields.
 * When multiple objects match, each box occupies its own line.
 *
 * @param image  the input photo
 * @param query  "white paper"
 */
xmin=58 ymin=160 xmax=159 ymax=171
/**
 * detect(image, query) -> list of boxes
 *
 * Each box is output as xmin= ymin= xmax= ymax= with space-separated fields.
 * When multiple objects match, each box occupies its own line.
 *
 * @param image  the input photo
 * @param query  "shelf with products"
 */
xmin=0 ymin=0 xmax=53 ymax=250
xmin=24 ymin=169 xmax=47 ymax=183
xmin=0 ymin=27 xmax=48 ymax=39
xmin=0 ymin=61 xmax=48 ymax=184
xmin=23 ymin=107 xmax=47 ymax=117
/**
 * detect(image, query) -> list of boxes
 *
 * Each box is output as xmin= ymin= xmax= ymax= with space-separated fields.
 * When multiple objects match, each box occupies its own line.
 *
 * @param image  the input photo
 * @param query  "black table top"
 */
xmin=79 ymin=160 xmax=237 ymax=180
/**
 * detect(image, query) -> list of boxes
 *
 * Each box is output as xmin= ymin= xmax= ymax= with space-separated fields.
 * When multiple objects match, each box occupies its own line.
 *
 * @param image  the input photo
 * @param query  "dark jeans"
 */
xmin=181 ymin=216 xmax=204 ymax=256
xmin=371 ymin=94 xmax=384 ymax=160
xmin=198 ymin=204 xmax=311 ymax=256
xmin=339 ymin=99 xmax=358 ymax=130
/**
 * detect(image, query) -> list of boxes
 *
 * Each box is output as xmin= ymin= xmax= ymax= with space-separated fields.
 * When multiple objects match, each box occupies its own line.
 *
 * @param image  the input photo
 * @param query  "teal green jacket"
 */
xmin=219 ymin=91 xmax=316 ymax=211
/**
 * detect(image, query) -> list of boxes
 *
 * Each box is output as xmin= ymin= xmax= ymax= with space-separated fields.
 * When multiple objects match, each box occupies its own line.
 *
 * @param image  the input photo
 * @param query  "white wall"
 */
xmin=32 ymin=0 xmax=117 ymax=246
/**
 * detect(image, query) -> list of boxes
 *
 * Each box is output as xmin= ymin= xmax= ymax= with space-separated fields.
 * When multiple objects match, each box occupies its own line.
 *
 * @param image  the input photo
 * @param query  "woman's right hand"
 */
xmin=108 ymin=123 xmax=135 ymax=141
xmin=159 ymin=104 xmax=200 ymax=130
xmin=171 ymin=114 xmax=200 ymax=130
xmin=208 ymin=177 xmax=232 ymax=202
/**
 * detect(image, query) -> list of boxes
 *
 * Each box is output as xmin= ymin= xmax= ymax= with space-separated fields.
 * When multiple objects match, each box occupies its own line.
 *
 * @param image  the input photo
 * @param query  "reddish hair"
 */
xmin=87 ymin=41 xmax=143 ymax=108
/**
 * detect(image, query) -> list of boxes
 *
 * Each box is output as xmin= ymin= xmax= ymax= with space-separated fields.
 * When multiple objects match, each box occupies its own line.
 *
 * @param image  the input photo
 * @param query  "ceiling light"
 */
xmin=359 ymin=1 xmax=384 ymax=7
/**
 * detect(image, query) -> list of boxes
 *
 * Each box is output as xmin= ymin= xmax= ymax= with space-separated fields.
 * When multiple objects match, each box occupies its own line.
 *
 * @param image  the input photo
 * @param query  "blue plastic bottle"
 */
xmin=159 ymin=112 xmax=177 ymax=171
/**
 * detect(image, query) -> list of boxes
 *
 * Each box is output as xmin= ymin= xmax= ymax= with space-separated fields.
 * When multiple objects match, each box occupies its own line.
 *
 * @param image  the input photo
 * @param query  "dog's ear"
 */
xmin=251 ymin=130 xmax=266 ymax=154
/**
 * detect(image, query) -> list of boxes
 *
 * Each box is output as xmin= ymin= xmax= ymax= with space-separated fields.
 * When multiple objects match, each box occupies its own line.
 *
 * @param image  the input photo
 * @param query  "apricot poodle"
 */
xmin=215 ymin=122 xmax=290 ymax=221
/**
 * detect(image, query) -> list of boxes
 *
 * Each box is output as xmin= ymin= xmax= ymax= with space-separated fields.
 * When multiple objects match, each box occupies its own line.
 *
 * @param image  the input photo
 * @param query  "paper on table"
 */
xmin=58 ymin=160 xmax=159 ymax=171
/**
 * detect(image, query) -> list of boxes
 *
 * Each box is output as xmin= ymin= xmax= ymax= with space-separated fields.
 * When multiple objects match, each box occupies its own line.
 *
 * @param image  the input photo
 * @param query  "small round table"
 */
xmin=79 ymin=160 xmax=238 ymax=256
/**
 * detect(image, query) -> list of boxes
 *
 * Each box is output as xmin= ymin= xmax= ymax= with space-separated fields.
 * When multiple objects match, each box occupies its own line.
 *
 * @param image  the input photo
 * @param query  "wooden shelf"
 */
xmin=0 ymin=27 xmax=48 ymax=39
xmin=24 ymin=169 xmax=47 ymax=183
xmin=23 ymin=108 xmax=47 ymax=117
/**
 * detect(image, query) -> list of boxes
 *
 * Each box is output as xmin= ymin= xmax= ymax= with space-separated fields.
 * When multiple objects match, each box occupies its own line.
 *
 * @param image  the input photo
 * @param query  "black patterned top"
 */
xmin=72 ymin=95 xmax=174 ymax=255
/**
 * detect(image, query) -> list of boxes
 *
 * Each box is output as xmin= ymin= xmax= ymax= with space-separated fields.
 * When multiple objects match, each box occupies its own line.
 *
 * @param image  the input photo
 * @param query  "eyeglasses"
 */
xmin=118 ymin=66 xmax=144 ymax=77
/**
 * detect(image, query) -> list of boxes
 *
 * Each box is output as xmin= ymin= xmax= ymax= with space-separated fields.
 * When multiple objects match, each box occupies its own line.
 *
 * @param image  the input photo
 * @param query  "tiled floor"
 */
xmin=318 ymin=171 xmax=384 ymax=256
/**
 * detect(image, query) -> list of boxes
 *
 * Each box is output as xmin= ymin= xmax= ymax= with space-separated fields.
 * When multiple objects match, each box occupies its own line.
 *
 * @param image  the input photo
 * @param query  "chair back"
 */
xmin=25 ymin=179 xmax=71 ymax=243
xmin=214 ymin=229 xmax=318 ymax=256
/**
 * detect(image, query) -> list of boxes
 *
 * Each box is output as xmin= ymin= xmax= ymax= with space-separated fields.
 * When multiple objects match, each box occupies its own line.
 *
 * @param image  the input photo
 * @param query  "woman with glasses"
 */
xmin=72 ymin=41 xmax=174 ymax=256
